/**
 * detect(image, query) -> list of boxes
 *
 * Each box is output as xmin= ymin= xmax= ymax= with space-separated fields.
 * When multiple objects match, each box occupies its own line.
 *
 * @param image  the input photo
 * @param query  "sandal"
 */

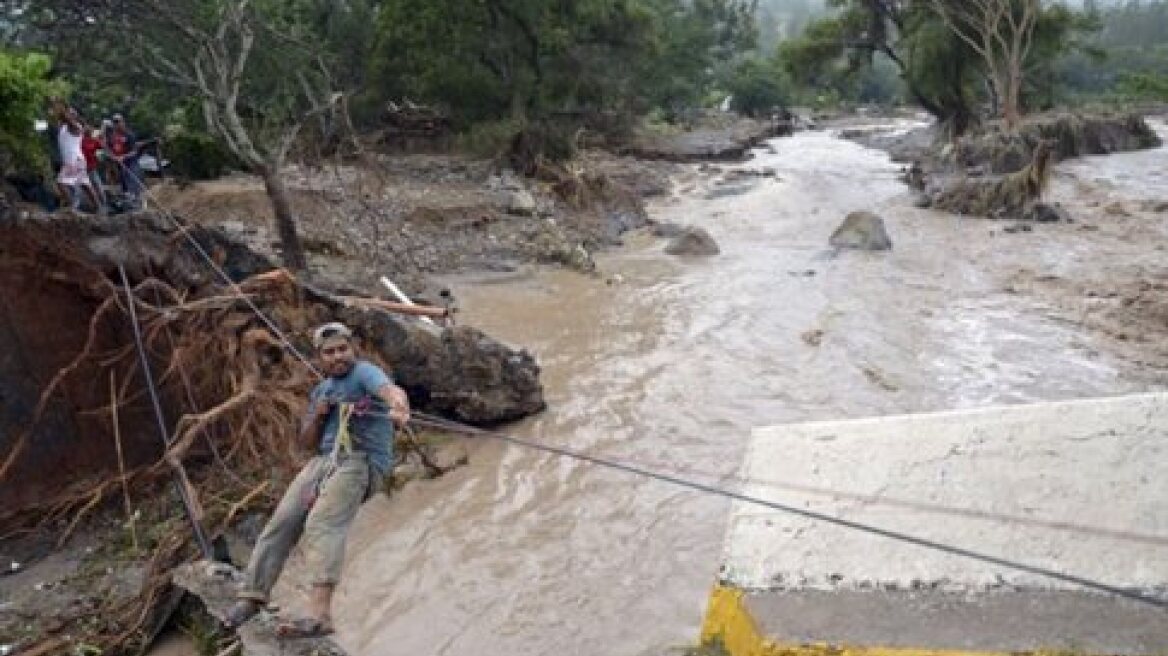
xmin=276 ymin=616 xmax=335 ymax=639
xmin=222 ymin=599 xmax=261 ymax=629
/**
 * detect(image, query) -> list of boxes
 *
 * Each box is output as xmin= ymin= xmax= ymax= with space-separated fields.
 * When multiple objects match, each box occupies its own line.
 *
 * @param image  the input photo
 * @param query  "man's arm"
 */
xmin=298 ymin=399 xmax=332 ymax=452
xmin=377 ymin=383 xmax=410 ymax=428
xmin=53 ymin=103 xmax=82 ymax=134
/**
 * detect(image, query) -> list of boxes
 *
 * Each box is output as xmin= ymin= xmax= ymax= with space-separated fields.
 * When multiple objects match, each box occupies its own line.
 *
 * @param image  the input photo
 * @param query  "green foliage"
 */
xmin=1094 ymin=0 xmax=1168 ymax=48
xmin=1050 ymin=2 xmax=1168 ymax=105
xmin=777 ymin=15 xmax=852 ymax=91
xmin=1117 ymin=71 xmax=1168 ymax=101
xmin=1025 ymin=4 xmax=1103 ymax=110
xmin=370 ymin=0 xmax=758 ymax=132
xmin=725 ymin=57 xmax=791 ymax=116
xmin=164 ymin=131 xmax=237 ymax=180
xmin=455 ymin=118 xmax=527 ymax=159
xmin=779 ymin=1 xmax=1097 ymax=131
xmin=0 ymin=50 xmax=66 ymax=174
xmin=901 ymin=8 xmax=979 ymax=132
xmin=372 ymin=0 xmax=646 ymax=126
xmin=636 ymin=0 xmax=759 ymax=115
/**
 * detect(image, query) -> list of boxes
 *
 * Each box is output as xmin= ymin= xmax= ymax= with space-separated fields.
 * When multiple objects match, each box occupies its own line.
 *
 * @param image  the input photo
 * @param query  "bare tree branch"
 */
xmin=929 ymin=0 xmax=1039 ymax=129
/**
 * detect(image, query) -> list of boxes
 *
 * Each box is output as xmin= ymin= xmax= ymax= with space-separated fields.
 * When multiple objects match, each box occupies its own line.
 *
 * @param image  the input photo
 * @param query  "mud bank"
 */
xmin=849 ymin=110 xmax=1162 ymax=219
xmin=153 ymin=152 xmax=677 ymax=296
xmin=848 ymin=110 xmax=1162 ymax=171
xmin=624 ymin=116 xmax=793 ymax=162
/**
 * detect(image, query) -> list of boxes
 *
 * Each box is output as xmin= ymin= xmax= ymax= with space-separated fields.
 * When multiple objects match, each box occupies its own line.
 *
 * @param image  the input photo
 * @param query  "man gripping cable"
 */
xmin=223 ymin=322 xmax=409 ymax=638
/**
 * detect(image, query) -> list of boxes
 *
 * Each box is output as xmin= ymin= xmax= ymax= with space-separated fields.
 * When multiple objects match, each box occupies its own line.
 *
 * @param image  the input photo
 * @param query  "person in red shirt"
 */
xmin=108 ymin=113 xmax=143 ymax=206
xmin=80 ymin=127 xmax=108 ymax=211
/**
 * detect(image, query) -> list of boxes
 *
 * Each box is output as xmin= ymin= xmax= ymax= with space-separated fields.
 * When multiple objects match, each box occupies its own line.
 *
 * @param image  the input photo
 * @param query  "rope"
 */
xmin=405 ymin=414 xmax=1168 ymax=608
xmin=112 ymin=161 xmax=1168 ymax=608
xmin=117 ymin=264 xmax=214 ymax=559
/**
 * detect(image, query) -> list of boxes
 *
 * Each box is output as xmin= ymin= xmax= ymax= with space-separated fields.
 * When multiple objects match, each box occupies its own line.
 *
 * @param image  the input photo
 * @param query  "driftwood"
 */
xmin=339 ymin=295 xmax=452 ymax=320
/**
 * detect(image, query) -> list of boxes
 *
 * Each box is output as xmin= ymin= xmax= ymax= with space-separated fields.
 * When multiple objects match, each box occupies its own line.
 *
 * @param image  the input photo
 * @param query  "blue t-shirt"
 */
xmin=307 ymin=360 xmax=394 ymax=475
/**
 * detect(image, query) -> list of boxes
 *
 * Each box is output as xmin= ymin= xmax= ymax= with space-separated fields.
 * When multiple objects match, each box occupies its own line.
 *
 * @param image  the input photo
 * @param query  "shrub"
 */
xmin=164 ymin=131 xmax=236 ymax=180
xmin=726 ymin=58 xmax=791 ymax=118
xmin=455 ymin=118 xmax=524 ymax=159
xmin=0 ymin=50 xmax=67 ymax=175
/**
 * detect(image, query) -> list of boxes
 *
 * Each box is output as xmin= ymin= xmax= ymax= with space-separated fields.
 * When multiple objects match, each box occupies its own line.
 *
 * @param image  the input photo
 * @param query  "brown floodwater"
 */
xmin=325 ymin=120 xmax=1165 ymax=655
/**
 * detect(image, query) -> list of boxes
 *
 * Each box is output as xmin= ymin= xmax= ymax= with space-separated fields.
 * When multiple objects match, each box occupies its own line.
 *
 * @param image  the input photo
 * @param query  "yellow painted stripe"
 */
xmin=700 ymin=584 xmax=1034 ymax=656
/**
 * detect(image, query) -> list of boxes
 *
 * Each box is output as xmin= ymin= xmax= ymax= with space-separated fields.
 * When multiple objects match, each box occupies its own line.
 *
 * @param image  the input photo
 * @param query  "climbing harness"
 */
xmin=113 ymin=161 xmax=1168 ymax=609
xmin=301 ymin=401 xmax=360 ymax=510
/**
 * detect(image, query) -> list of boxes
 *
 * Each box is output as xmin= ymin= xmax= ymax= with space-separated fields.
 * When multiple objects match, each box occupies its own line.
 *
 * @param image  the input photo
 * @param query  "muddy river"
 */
xmin=328 ymin=121 xmax=1166 ymax=655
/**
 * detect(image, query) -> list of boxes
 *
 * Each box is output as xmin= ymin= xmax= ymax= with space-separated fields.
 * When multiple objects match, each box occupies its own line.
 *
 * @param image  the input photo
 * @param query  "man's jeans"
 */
xmin=239 ymin=453 xmax=372 ymax=601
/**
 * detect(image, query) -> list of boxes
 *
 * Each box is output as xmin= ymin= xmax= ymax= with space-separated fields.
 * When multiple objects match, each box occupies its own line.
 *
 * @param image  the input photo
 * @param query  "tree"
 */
xmin=782 ymin=0 xmax=1094 ymax=134
xmin=14 ymin=0 xmax=343 ymax=270
xmin=725 ymin=56 xmax=792 ymax=116
xmin=373 ymin=1 xmax=662 ymax=126
xmin=370 ymin=0 xmax=758 ymax=131
xmin=777 ymin=1 xmax=979 ymax=127
xmin=637 ymin=0 xmax=759 ymax=115
xmin=929 ymin=0 xmax=1041 ymax=130
xmin=0 ymin=50 xmax=67 ymax=175
xmin=125 ymin=0 xmax=346 ymax=271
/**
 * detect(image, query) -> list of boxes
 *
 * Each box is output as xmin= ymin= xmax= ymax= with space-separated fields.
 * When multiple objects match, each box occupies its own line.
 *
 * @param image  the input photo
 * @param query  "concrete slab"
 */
xmin=702 ymin=393 xmax=1168 ymax=654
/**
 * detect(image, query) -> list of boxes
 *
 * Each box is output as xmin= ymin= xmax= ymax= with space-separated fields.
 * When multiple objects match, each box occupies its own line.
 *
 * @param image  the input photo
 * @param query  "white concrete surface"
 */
xmin=720 ymin=393 xmax=1168 ymax=593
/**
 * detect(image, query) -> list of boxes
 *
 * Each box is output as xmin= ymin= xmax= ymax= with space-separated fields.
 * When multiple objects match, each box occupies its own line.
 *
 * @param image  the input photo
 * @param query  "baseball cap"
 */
xmin=312 ymin=322 xmax=353 ymax=349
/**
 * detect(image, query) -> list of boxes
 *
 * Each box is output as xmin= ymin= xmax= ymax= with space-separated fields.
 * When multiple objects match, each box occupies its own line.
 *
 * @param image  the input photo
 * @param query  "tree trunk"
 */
xmin=1002 ymin=67 xmax=1022 ymax=131
xmin=510 ymin=85 xmax=528 ymax=124
xmin=258 ymin=165 xmax=307 ymax=271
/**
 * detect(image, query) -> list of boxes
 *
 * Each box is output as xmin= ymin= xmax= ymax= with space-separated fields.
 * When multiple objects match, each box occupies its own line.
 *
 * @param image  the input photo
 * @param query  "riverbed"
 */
xmin=329 ymin=121 xmax=1167 ymax=655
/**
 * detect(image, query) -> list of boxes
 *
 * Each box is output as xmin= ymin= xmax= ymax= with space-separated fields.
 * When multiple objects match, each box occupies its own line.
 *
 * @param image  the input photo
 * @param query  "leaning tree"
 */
xmin=132 ymin=0 xmax=346 ymax=270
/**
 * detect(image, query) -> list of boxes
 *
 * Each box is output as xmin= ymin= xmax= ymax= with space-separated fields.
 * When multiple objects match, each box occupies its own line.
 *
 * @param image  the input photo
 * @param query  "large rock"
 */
xmin=649 ymin=221 xmax=687 ymax=238
xmin=664 ymin=226 xmax=721 ymax=256
xmin=507 ymin=189 xmax=537 ymax=216
xmin=173 ymin=562 xmax=347 ymax=656
xmin=335 ymin=301 xmax=545 ymax=424
xmin=829 ymin=211 xmax=893 ymax=251
xmin=1025 ymin=201 xmax=1073 ymax=224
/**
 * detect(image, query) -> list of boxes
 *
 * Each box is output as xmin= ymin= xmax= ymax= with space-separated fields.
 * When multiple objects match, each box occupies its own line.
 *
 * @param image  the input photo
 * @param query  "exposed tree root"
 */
xmin=0 ymin=249 xmax=449 ymax=655
xmin=931 ymin=140 xmax=1054 ymax=218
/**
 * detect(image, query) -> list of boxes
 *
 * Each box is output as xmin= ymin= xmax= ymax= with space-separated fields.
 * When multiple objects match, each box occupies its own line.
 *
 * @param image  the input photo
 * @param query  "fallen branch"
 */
xmin=339 ymin=295 xmax=452 ymax=320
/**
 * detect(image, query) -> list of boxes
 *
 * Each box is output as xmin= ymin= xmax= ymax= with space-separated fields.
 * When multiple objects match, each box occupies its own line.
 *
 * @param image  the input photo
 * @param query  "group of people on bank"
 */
xmin=50 ymin=100 xmax=148 ymax=213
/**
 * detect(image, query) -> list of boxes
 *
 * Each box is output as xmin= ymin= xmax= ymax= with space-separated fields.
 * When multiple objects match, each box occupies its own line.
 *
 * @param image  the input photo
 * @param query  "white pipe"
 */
xmin=380 ymin=275 xmax=435 ymax=325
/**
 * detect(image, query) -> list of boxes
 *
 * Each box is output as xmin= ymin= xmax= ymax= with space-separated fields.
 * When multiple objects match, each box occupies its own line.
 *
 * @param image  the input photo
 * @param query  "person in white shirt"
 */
xmin=53 ymin=101 xmax=100 ymax=212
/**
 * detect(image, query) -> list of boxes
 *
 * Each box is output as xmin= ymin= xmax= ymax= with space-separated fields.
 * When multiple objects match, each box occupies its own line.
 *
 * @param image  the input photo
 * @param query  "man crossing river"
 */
xmin=224 ymin=321 xmax=410 ymax=638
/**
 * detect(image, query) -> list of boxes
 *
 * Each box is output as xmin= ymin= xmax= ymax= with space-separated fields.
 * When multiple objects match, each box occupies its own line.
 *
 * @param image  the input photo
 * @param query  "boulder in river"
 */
xmin=649 ymin=221 xmax=687 ymax=238
xmin=664 ymin=226 xmax=721 ymax=256
xmin=1025 ymin=201 xmax=1073 ymax=224
xmin=507 ymin=189 xmax=537 ymax=216
xmin=829 ymin=211 xmax=893 ymax=251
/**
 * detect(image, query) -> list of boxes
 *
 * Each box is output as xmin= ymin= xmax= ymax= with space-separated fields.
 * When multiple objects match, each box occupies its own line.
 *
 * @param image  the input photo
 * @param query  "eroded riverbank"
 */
xmin=324 ymin=122 xmax=1167 ymax=654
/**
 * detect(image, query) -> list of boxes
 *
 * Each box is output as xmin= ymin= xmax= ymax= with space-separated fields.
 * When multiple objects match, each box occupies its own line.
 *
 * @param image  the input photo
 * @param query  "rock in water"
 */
xmin=507 ymin=190 xmax=536 ymax=216
xmin=650 ymin=221 xmax=687 ymax=238
xmin=829 ymin=211 xmax=893 ymax=251
xmin=664 ymin=227 xmax=720 ymax=256
xmin=1026 ymin=202 xmax=1073 ymax=223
